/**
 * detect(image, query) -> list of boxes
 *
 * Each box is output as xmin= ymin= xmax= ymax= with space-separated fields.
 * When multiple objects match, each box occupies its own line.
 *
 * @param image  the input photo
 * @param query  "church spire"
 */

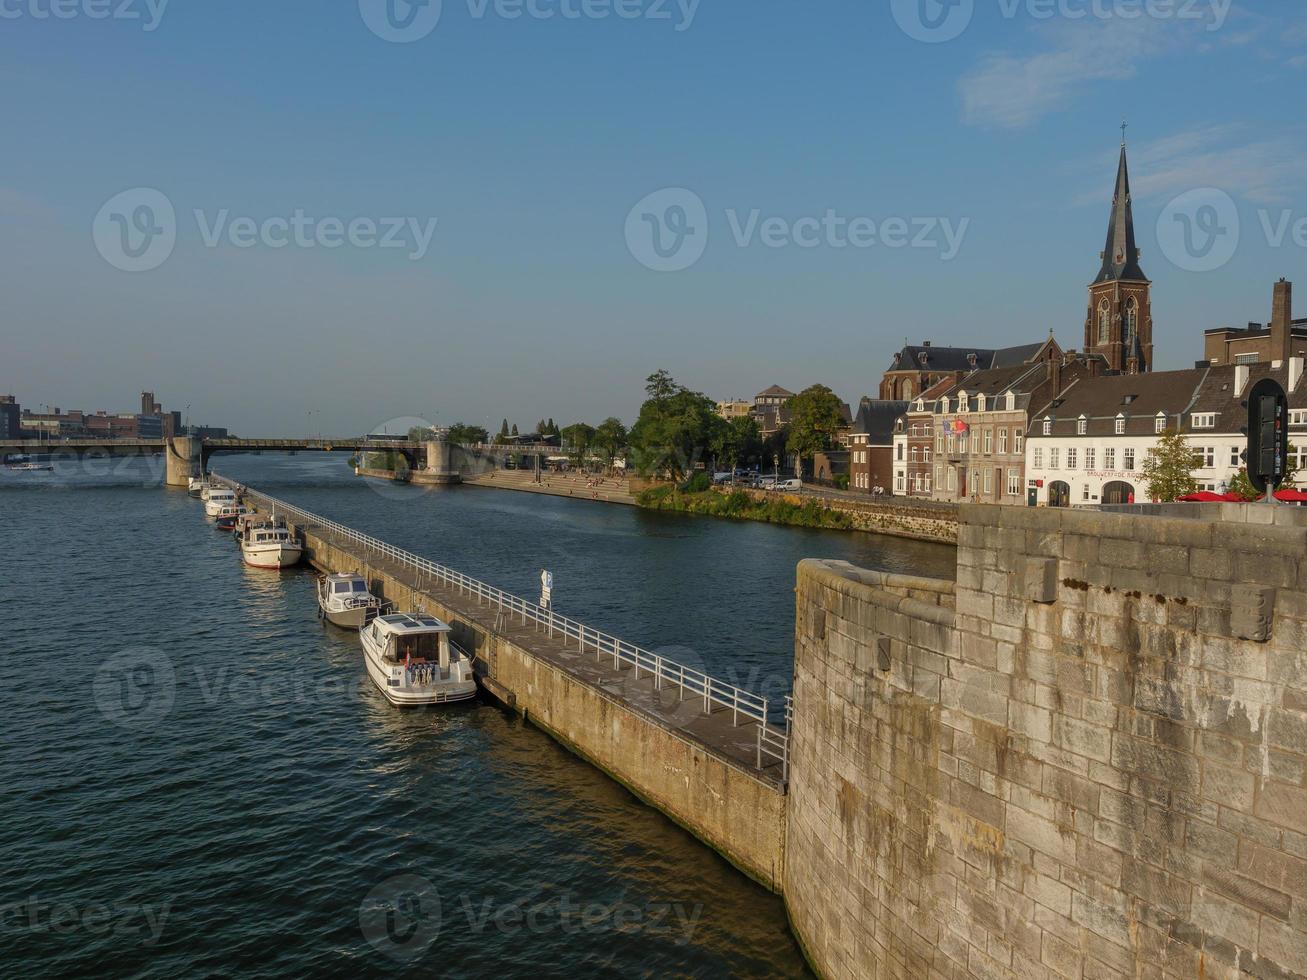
xmin=1094 ymin=138 xmax=1146 ymax=284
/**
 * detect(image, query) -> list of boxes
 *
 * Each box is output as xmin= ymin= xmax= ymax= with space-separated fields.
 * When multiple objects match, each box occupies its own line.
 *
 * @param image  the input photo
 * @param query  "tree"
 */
xmin=786 ymin=385 xmax=844 ymax=460
xmin=628 ymin=370 xmax=725 ymax=479
xmin=592 ymin=417 xmax=628 ymax=464
xmin=1227 ymin=443 xmax=1299 ymax=500
xmin=446 ymin=422 xmax=489 ymax=445
xmin=711 ymin=415 xmax=762 ymax=469
xmin=1140 ymin=428 xmax=1201 ymax=502
xmin=406 ymin=426 xmax=434 ymax=442
xmin=511 ymin=423 xmax=519 ymax=437
xmin=560 ymin=422 xmax=596 ymax=465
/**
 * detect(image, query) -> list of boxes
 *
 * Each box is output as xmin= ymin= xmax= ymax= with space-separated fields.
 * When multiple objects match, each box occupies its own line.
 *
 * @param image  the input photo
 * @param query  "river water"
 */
xmin=0 ymin=454 xmax=954 ymax=978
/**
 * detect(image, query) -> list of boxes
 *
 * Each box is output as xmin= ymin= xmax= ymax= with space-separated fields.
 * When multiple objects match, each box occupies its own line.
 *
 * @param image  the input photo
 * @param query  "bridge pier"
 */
xmin=412 ymin=439 xmax=461 ymax=485
xmin=164 ymin=436 xmax=201 ymax=487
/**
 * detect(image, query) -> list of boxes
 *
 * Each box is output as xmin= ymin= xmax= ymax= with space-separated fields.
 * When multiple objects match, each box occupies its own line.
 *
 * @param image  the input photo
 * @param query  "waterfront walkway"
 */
xmin=225 ymin=479 xmax=787 ymax=790
xmin=464 ymin=468 xmax=637 ymax=505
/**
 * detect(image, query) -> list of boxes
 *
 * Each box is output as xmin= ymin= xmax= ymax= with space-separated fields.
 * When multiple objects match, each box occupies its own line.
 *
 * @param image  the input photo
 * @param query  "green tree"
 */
xmin=711 ymin=415 xmax=762 ymax=469
xmin=785 ymin=384 xmax=844 ymax=460
xmin=1140 ymin=428 xmax=1201 ymax=502
xmin=406 ymin=426 xmax=433 ymax=442
xmin=511 ymin=423 xmax=519 ymax=437
xmin=592 ymin=417 xmax=629 ymax=464
xmin=628 ymin=370 xmax=725 ymax=479
xmin=560 ymin=422 xmax=596 ymax=465
xmin=446 ymin=422 xmax=489 ymax=445
xmin=1227 ymin=443 xmax=1299 ymax=500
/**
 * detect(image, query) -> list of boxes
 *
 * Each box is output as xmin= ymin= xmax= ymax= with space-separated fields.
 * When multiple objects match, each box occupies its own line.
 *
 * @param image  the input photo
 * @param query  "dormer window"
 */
xmin=1077 ymin=416 xmax=1087 ymax=435
xmin=1192 ymin=413 xmax=1215 ymax=429
xmin=1042 ymin=417 xmax=1053 ymax=436
xmin=958 ymin=392 xmax=969 ymax=413
xmin=1005 ymin=392 xmax=1016 ymax=411
xmin=967 ymin=353 xmax=978 ymax=368
xmin=1115 ymin=414 xmax=1126 ymax=435
xmin=1154 ymin=414 xmax=1167 ymax=433
xmin=918 ymin=351 xmax=929 ymax=366
xmin=938 ymin=397 xmax=948 ymax=414
xmin=977 ymin=394 xmax=987 ymax=412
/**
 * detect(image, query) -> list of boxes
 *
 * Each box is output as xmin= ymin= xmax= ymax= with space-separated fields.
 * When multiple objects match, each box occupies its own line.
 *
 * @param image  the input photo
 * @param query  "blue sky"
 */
xmin=2 ymin=0 xmax=1305 ymax=435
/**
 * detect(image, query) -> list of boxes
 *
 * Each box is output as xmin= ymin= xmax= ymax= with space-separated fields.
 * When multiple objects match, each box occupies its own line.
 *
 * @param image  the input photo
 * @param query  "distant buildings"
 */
xmin=848 ymin=398 xmax=907 ymax=492
xmin=7 ymin=389 xmax=207 ymax=441
xmin=1203 ymin=279 xmax=1305 ymax=366
xmin=0 ymin=395 xmax=20 ymax=438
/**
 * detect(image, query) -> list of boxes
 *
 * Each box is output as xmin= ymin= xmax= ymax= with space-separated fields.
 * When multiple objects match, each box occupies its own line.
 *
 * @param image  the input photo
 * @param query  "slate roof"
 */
xmin=1030 ymin=368 xmax=1208 ymax=438
xmin=755 ymin=384 xmax=794 ymax=399
xmin=883 ymin=338 xmax=1055 ymax=375
xmin=1186 ymin=364 xmax=1307 ymax=434
xmin=1094 ymin=143 xmax=1148 ymax=284
xmin=851 ymin=399 xmax=909 ymax=444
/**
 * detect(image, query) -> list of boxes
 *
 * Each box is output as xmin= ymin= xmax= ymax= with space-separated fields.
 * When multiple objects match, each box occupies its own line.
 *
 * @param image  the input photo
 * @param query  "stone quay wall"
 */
xmin=786 ymin=504 xmax=1307 ymax=980
xmin=285 ymin=516 xmax=787 ymax=891
xmin=741 ymin=488 xmax=959 ymax=544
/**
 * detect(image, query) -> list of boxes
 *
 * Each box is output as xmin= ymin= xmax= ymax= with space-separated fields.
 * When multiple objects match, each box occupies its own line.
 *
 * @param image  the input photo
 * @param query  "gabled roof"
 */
xmin=884 ymin=337 xmax=1058 ymax=375
xmin=755 ymin=384 xmax=794 ymax=399
xmin=1030 ymin=368 xmax=1208 ymax=438
xmin=851 ymin=399 xmax=909 ymax=443
xmin=1094 ymin=143 xmax=1148 ymax=284
xmin=1186 ymin=363 xmax=1307 ymax=433
xmin=935 ymin=361 xmax=1050 ymax=403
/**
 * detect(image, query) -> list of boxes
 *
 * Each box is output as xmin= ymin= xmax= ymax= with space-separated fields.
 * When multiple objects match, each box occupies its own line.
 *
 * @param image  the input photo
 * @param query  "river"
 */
xmin=0 ymin=454 xmax=954 ymax=978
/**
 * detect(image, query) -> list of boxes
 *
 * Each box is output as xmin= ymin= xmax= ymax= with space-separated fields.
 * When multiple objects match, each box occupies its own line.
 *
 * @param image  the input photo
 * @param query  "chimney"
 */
xmin=1272 ymin=279 xmax=1293 ymax=365
xmin=1049 ymin=350 xmax=1063 ymax=394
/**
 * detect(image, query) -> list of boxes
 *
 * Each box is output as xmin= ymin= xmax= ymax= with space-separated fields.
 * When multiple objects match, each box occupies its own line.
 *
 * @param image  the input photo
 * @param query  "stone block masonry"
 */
xmin=786 ymin=503 xmax=1307 ymax=980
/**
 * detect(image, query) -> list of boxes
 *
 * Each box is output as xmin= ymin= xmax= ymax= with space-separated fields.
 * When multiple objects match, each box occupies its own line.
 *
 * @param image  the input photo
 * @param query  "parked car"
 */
xmin=774 ymin=478 xmax=803 ymax=492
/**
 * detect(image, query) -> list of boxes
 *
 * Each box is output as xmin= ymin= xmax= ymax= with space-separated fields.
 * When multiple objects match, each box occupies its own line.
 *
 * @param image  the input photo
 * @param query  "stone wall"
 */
xmin=786 ymin=504 xmax=1307 ymax=980
xmin=744 ymin=489 xmax=959 ymax=544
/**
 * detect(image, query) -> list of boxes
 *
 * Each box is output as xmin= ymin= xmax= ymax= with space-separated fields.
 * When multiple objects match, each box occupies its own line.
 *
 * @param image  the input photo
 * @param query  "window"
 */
xmin=958 ymin=392 xmax=969 ymax=412
xmin=939 ymin=398 xmax=949 ymax=414
xmin=1154 ymin=415 xmax=1167 ymax=433
xmin=1085 ymin=448 xmax=1096 ymax=471
xmin=924 ymin=448 xmax=931 ymax=463
xmin=1098 ymin=299 xmax=1111 ymax=344
xmin=1049 ymin=449 xmax=1060 ymax=469
xmin=1192 ymin=413 xmax=1215 ymax=429
xmin=1200 ymin=446 xmax=1215 ymax=468
xmin=1067 ymin=448 xmax=1078 ymax=469
xmin=895 ymin=473 xmax=906 ymax=493
xmin=984 ymin=429 xmax=993 ymax=454
xmin=1124 ymin=296 xmax=1138 ymax=344
xmin=978 ymin=394 xmax=987 ymax=412
xmin=924 ymin=473 xmax=932 ymax=493
xmin=1230 ymin=446 xmax=1241 ymax=468
xmin=947 ymin=468 xmax=956 ymax=491
xmin=947 ymin=434 xmax=955 ymax=454
xmin=910 ymin=447 xmax=918 ymax=463
xmin=1033 ymin=448 xmax=1044 ymax=468
xmin=998 ymin=429 xmax=1008 ymax=455
xmin=935 ymin=466 xmax=943 ymax=489
xmin=1105 ymin=448 xmax=1116 ymax=470
xmin=1291 ymin=410 xmax=1307 ymax=426
xmin=1006 ymin=392 xmax=1016 ymax=411
xmin=1115 ymin=415 xmax=1126 ymax=435
xmin=1014 ymin=431 xmax=1023 ymax=455
xmin=1007 ymin=470 xmax=1020 ymax=495
xmin=1235 ymin=352 xmax=1259 ymax=365
xmin=936 ymin=434 xmax=944 ymax=453
xmin=1083 ymin=484 xmax=1092 ymax=501
xmin=1124 ymin=448 xmax=1135 ymax=470
xmin=959 ymin=432 xmax=968 ymax=453
xmin=896 ymin=444 xmax=904 ymax=460
xmin=1042 ymin=418 xmax=1053 ymax=436
xmin=984 ymin=469 xmax=992 ymax=494
xmin=1077 ymin=416 xmax=1087 ymax=435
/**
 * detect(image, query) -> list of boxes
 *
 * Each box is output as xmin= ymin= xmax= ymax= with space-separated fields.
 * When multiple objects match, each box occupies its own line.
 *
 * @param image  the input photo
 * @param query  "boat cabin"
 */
xmin=324 ymin=572 xmax=369 ymax=598
xmin=244 ymin=521 xmax=293 ymax=544
xmin=368 ymin=613 xmax=453 ymax=670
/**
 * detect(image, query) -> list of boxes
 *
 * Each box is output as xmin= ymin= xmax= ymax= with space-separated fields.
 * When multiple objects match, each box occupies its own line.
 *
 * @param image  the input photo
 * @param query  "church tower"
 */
xmin=1085 ymin=133 xmax=1153 ymax=374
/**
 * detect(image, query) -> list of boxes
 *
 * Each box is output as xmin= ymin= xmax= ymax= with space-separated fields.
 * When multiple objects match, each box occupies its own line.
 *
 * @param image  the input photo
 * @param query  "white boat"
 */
xmin=214 ymin=504 xmax=250 ymax=530
xmin=203 ymin=488 xmax=238 ymax=517
xmin=239 ymin=519 xmax=302 ymax=569
xmin=360 ymin=613 xmax=477 ymax=707
xmin=4 ymin=455 xmax=54 ymax=472
xmin=188 ymin=476 xmax=211 ymax=497
xmin=317 ymin=572 xmax=383 ymax=629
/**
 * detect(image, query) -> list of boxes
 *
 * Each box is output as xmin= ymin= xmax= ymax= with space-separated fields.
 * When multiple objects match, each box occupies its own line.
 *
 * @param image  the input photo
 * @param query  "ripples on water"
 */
xmin=0 ymin=456 xmax=954 ymax=977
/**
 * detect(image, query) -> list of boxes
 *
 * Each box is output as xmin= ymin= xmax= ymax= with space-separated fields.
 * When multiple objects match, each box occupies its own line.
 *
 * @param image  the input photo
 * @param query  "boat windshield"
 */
xmin=390 ymin=632 xmax=442 ymax=663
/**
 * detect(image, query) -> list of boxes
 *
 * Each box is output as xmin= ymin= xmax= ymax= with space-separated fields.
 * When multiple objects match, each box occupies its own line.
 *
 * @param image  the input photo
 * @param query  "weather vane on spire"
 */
xmin=1121 ymin=120 xmax=1128 ymax=146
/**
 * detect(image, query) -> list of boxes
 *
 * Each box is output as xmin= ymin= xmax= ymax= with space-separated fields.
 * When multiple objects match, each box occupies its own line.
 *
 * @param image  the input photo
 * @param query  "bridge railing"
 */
xmin=211 ymin=472 xmax=789 ymax=779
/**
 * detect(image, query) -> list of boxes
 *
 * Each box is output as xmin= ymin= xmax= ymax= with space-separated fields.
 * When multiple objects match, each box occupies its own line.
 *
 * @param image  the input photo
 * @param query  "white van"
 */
xmin=774 ymin=478 xmax=803 ymax=492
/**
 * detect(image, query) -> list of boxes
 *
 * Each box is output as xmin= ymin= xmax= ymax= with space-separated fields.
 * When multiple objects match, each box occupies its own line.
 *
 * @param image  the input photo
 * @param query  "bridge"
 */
xmin=0 ymin=435 xmax=564 ymax=486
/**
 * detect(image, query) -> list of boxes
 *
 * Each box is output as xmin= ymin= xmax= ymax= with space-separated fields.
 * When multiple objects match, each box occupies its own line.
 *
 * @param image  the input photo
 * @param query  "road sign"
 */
xmin=1246 ymin=378 xmax=1288 ymax=495
xmin=540 ymin=569 xmax=553 ymax=609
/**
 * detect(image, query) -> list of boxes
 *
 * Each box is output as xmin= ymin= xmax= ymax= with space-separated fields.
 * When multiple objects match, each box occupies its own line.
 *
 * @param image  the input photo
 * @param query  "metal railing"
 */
xmin=212 ymin=473 xmax=790 ymax=780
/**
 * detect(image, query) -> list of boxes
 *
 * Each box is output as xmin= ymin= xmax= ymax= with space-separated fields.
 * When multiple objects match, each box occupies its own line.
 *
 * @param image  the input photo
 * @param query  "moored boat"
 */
xmin=214 ymin=504 xmax=250 ymax=530
xmin=317 ymin=572 xmax=384 ymax=629
xmin=188 ymin=476 xmax=211 ymax=497
xmin=4 ymin=454 xmax=54 ymax=472
xmin=203 ymin=487 xmax=238 ymax=517
xmin=239 ymin=519 xmax=302 ymax=569
xmin=359 ymin=613 xmax=477 ymax=706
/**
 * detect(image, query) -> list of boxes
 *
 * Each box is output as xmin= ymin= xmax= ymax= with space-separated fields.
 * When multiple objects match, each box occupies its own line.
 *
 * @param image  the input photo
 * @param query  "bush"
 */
xmin=682 ymin=471 xmax=712 ymax=493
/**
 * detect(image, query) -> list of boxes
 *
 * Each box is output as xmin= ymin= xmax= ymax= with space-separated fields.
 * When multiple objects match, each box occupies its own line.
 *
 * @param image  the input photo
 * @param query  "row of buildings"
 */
xmin=730 ymin=139 xmax=1306 ymax=506
xmin=0 ymin=391 xmax=231 ymax=442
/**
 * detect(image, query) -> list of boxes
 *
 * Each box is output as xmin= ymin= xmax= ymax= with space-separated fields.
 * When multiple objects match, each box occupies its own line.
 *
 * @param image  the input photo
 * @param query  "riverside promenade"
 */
xmin=215 ymin=475 xmax=789 ymax=889
xmin=463 ymin=468 xmax=637 ymax=505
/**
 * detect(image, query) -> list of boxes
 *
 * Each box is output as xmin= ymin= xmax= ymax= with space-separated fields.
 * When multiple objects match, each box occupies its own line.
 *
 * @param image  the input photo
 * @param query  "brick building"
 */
xmin=848 ymin=398 xmax=907 ymax=493
xmin=1203 ymin=278 xmax=1307 ymax=366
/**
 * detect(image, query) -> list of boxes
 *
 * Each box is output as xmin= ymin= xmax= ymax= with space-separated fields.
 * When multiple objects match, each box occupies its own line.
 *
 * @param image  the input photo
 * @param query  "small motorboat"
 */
xmin=203 ymin=487 xmax=239 ymax=517
xmin=188 ymin=476 xmax=212 ymax=497
xmin=214 ymin=504 xmax=251 ymax=530
xmin=360 ymin=613 xmax=477 ymax=706
xmin=4 ymin=454 xmax=54 ymax=472
xmin=317 ymin=572 xmax=384 ymax=629
xmin=239 ymin=518 xmax=302 ymax=569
